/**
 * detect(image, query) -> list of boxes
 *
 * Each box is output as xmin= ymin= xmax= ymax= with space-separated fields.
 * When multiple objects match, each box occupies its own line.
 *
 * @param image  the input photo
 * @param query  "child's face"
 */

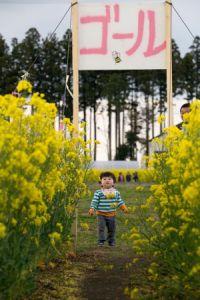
xmin=181 ymin=107 xmax=190 ymax=121
xmin=101 ymin=176 xmax=114 ymax=189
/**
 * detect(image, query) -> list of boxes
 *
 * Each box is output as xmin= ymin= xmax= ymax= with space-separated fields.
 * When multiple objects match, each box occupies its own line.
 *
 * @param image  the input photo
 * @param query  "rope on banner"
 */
xmin=166 ymin=1 xmax=196 ymax=39
xmin=19 ymin=2 xmax=77 ymax=82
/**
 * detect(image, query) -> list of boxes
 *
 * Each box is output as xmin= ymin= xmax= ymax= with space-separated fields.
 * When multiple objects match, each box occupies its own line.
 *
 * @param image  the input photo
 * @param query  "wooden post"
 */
xmin=71 ymin=0 xmax=79 ymax=254
xmin=166 ymin=0 xmax=173 ymax=126
xmin=72 ymin=0 xmax=79 ymax=131
xmin=74 ymin=207 xmax=78 ymax=252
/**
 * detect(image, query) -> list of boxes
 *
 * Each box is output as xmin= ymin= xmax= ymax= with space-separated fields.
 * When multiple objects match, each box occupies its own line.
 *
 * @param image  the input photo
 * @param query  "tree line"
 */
xmin=0 ymin=28 xmax=199 ymax=160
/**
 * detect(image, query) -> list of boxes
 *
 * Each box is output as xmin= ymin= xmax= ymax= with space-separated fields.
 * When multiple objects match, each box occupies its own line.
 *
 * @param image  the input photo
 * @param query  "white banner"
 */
xmin=78 ymin=2 xmax=167 ymax=70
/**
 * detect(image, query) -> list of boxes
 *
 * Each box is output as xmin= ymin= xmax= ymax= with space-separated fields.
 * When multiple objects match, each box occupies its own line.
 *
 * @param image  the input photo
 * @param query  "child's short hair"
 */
xmin=180 ymin=102 xmax=190 ymax=112
xmin=100 ymin=171 xmax=116 ymax=183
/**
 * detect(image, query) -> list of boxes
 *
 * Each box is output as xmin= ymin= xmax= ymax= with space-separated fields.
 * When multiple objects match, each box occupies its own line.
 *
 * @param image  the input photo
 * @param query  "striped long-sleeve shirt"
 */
xmin=90 ymin=188 xmax=127 ymax=217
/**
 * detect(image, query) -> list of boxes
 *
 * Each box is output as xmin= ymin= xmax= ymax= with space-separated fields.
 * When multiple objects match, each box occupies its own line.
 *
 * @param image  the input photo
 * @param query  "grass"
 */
xmin=78 ymin=182 xmax=151 ymax=252
xmin=26 ymin=182 xmax=156 ymax=300
xmin=75 ymin=182 xmax=156 ymax=299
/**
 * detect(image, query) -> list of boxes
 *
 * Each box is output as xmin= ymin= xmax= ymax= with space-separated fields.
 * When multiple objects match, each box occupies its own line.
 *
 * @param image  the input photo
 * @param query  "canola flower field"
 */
xmin=0 ymin=81 xmax=199 ymax=299
xmin=127 ymin=102 xmax=200 ymax=299
xmin=0 ymin=81 xmax=91 ymax=299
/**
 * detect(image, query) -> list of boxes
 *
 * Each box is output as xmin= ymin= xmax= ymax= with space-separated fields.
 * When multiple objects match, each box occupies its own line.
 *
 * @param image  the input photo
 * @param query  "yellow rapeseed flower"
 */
xmin=11 ymin=218 xmax=17 ymax=226
xmin=80 ymin=222 xmax=89 ymax=231
xmin=56 ymin=223 xmax=63 ymax=232
xmin=135 ymin=186 xmax=144 ymax=192
xmin=130 ymin=288 xmax=139 ymax=299
xmin=0 ymin=223 xmax=6 ymax=238
xmin=16 ymin=80 xmax=32 ymax=93
xmin=157 ymin=114 xmax=165 ymax=124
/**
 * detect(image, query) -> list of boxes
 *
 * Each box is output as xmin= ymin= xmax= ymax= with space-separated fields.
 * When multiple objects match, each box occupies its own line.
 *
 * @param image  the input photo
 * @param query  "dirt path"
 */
xmin=26 ymin=245 xmax=141 ymax=300
xmin=26 ymin=184 xmax=153 ymax=300
xmin=81 ymin=247 xmax=134 ymax=300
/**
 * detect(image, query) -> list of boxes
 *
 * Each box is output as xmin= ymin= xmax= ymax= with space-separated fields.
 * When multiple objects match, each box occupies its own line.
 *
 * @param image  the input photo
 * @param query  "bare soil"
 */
xmin=25 ymin=184 xmax=153 ymax=300
xmin=25 ymin=245 xmax=148 ymax=300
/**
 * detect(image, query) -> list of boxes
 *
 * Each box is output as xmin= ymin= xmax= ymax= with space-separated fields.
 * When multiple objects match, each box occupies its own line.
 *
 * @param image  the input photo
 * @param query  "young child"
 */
xmin=89 ymin=171 xmax=128 ymax=247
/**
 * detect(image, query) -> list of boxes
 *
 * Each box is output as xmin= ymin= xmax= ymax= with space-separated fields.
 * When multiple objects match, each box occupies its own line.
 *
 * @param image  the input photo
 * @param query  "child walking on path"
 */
xmin=89 ymin=172 xmax=128 ymax=247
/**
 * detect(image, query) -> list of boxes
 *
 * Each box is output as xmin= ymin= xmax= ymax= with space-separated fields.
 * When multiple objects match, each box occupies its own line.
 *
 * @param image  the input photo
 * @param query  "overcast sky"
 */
xmin=0 ymin=0 xmax=199 ymax=56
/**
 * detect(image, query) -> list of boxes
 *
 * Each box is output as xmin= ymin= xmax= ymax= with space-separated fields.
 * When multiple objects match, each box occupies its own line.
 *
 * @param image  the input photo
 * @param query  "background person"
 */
xmin=133 ymin=171 xmax=139 ymax=183
xmin=126 ymin=171 xmax=131 ymax=183
xmin=117 ymin=172 xmax=125 ymax=183
xmin=177 ymin=103 xmax=191 ymax=130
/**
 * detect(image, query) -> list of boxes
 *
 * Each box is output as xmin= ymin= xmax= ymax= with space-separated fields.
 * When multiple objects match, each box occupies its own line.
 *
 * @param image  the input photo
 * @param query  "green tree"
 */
xmin=182 ymin=53 xmax=195 ymax=101
xmin=172 ymin=39 xmax=183 ymax=96
xmin=60 ymin=29 xmax=73 ymax=118
xmin=10 ymin=28 xmax=42 ymax=91
xmin=40 ymin=34 xmax=63 ymax=102
xmin=0 ymin=34 xmax=10 ymax=94
xmin=156 ymin=70 xmax=166 ymax=133
xmin=126 ymin=131 xmax=138 ymax=160
xmin=101 ymin=71 xmax=129 ymax=160
xmin=126 ymin=71 xmax=142 ymax=158
xmin=115 ymin=144 xmax=129 ymax=160
xmin=79 ymin=71 xmax=103 ymax=159
xmin=139 ymin=71 xmax=152 ymax=156
xmin=190 ymin=36 xmax=200 ymax=98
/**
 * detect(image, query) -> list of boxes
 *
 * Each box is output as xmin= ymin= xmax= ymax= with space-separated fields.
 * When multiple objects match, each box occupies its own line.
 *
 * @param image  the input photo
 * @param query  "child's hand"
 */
xmin=88 ymin=208 xmax=95 ymax=216
xmin=123 ymin=207 xmax=128 ymax=214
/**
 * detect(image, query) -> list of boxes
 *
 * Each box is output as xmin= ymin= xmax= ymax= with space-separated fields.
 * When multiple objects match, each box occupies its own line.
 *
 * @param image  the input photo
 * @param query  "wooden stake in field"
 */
xmin=166 ymin=0 xmax=173 ymax=126
xmin=72 ymin=0 xmax=79 ymax=131
xmin=71 ymin=0 xmax=79 ymax=254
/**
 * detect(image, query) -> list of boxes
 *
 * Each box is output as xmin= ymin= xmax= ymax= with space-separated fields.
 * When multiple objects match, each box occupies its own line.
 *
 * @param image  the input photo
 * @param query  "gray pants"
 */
xmin=97 ymin=215 xmax=116 ymax=244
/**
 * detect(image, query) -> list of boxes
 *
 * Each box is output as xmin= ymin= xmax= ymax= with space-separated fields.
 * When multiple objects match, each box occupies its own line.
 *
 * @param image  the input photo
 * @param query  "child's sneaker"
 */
xmin=98 ymin=242 xmax=104 ymax=247
xmin=109 ymin=242 xmax=115 ymax=247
